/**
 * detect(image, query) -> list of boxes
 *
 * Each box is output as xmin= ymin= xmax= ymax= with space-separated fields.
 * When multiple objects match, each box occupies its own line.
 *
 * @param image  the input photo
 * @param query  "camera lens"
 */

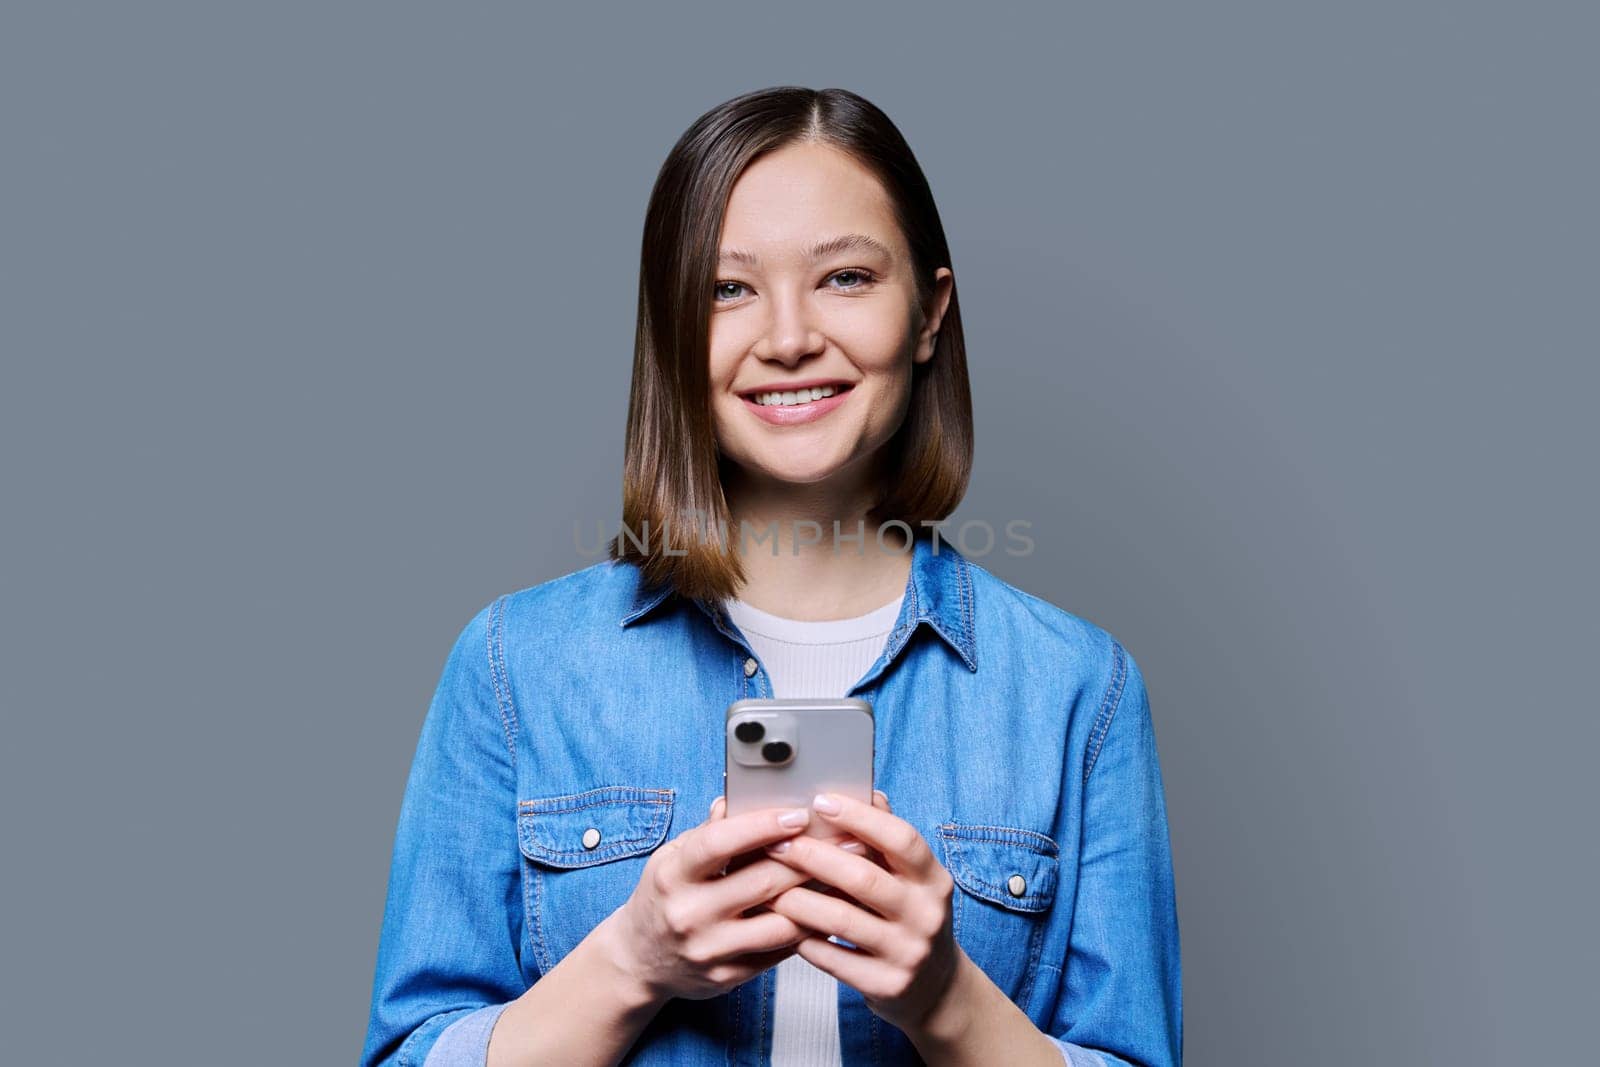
xmin=761 ymin=740 xmax=792 ymax=763
xmin=735 ymin=720 xmax=765 ymax=743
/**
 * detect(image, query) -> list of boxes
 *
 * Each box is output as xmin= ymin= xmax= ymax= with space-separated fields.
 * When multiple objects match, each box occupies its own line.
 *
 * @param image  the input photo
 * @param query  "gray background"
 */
xmin=2 ymin=2 xmax=1594 ymax=1063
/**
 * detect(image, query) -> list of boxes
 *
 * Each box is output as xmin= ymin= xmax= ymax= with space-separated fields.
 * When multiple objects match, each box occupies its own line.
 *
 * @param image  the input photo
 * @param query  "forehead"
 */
xmin=719 ymin=142 xmax=904 ymax=262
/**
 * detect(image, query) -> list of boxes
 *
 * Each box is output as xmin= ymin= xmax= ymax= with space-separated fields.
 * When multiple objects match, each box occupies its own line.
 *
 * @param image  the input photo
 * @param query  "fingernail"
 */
xmin=839 ymin=840 xmax=865 ymax=853
xmin=812 ymin=793 xmax=841 ymax=814
xmin=778 ymin=808 xmax=810 ymax=828
xmin=767 ymin=840 xmax=791 ymax=854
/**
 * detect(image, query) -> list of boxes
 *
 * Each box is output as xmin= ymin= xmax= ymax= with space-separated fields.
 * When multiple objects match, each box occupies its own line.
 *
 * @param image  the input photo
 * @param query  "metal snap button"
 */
xmin=1007 ymin=873 xmax=1027 ymax=897
xmin=743 ymin=657 xmax=758 ymax=678
xmin=581 ymin=827 xmax=602 ymax=849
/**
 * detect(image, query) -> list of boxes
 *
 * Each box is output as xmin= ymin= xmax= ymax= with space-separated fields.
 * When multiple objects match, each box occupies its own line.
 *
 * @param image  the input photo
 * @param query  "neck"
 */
xmin=722 ymin=466 xmax=913 ymax=622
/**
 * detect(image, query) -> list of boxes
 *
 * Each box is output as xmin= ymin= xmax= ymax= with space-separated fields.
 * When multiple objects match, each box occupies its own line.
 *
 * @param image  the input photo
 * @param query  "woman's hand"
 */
xmin=759 ymin=791 xmax=962 ymax=1033
xmin=601 ymin=796 xmax=821 ymax=1003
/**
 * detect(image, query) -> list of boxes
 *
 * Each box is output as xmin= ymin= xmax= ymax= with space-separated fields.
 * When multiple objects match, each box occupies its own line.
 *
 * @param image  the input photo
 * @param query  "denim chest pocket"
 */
xmin=518 ymin=786 xmax=674 ymax=972
xmin=937 ymin=822 xmax=1060 ymax=1003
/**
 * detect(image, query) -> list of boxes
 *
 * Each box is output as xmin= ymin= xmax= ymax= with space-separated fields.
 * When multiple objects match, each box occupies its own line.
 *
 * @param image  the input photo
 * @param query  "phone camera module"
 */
xmin=761 ymin=740 xmax=792 ymax=764
xmin=735 ymin=720 xmax=765 ymax=743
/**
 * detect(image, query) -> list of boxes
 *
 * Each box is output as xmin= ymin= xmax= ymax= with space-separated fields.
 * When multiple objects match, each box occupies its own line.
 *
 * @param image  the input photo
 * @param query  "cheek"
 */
xmin=706 ymin=332 xmax=739 ymax=389
xmin=831 ymin=312 xmax=916 ymax=415
xmin=708 ymin=391 xmax=739 ymax=452
xmin=833 ymin=309 xmax=912 ymax=371
xmin=706 ymin=336 xmax=744 ymax=427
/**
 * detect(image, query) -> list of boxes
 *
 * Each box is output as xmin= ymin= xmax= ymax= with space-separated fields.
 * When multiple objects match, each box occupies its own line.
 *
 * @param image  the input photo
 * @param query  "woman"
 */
xmin=362 ymin=86 xmax=1181 ymax=1067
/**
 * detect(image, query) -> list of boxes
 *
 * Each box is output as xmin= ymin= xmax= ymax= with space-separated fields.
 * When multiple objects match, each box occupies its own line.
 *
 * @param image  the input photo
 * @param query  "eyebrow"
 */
xmin=717 ymin=232 xmax=896 ymax=269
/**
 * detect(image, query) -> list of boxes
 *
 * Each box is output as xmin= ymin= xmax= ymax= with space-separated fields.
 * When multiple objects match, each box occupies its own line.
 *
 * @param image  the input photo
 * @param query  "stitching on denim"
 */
xmin=944 ymin=857 xmax=1055 ymax=909
xmin=959 ymin=553 xmax=976 ymax=667
xmin=759 ymin=965 xmax=769 ymax=1063
xmin=938 ymin=822 xmax=1060 ymax=854
xmin=519 ymin=801 xmax=671 ymax=861
xmin=877 ymin=559 xmax=920 ymax=667
xmin=518 ymin=787 xmax=674 ymax=810
xmin=517 ymin=796 xmax=672 ymax=814
xmin=532 ymin=867 xmax=552 ymax=975
xmin=487 ymin=594 xmax=536 ymax=986
xmin=729 ymin=978 xmax=740 ymax=1067
xmin=521 ymin=839 xmax=546 ymax=974
xmin=950 ymin=863 xmax=965 ymax=941
xmin=1084 ymin=640 xmax=1129 ymax=780
xmin=522 ymin=839 xmax=661 ymax=860
xmin=907 ymin=557 xmax=922 ymax=635
xmin=938 ymin=831 xmax=1057 ymax=909
xmin=870 ymin=1008 xmax=882 ymax=1066
xmin=487 ymin=595 xmax=518 ymax=769
xmin=1019 ymin=913 xmax=1048 ymax=1011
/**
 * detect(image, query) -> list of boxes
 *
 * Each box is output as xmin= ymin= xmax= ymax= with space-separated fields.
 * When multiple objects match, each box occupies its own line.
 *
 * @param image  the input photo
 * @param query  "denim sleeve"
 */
xmin=1046 ymin=643 xmax=1183 ymax=1067
xmin=360 ymin=597 xmax=532 ymax=1067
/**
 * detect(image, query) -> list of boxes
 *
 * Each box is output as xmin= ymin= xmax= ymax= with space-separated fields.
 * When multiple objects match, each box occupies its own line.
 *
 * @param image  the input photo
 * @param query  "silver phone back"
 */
xmin=724 ymin=698 xmax=874 ymax=838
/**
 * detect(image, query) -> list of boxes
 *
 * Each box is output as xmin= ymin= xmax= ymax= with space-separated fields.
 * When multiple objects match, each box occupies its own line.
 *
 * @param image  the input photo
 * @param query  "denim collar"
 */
xmin=618 ymin=530 xmax=978 ymax=672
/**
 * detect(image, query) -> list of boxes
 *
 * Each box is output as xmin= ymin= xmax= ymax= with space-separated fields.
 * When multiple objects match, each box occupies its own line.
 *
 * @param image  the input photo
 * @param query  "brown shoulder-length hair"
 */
xmin=608 ymin=86 xmax=973 ymax=604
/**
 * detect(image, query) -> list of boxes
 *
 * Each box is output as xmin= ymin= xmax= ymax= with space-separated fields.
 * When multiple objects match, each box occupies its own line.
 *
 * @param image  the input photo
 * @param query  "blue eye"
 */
xmin=828 ymin=269 xmax=877 ymax=291
xmin=714 ymin=269 xmax=877 ymax=303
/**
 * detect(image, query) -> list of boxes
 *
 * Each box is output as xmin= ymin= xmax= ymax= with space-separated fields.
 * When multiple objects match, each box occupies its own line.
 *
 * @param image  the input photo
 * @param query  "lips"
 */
xmin=738 ymin=382 xmax=854 ymax=426
xmin=739 ymin=381 xmax=854 ymax=406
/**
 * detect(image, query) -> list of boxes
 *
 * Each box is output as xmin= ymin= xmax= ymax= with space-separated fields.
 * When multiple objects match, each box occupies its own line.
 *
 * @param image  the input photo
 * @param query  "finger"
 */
xmin=715 ymin=942 xmax=805 ymax=981
xmin=848 ymin=842 xmax=891 ymax=872
xmin=805 ymin=827 xmax=865 ymax=853
xmin=849 ymin=814 xmax=890 ymax=870
xmin=764 ymin=834 xmax=910 ymax=919
xmin=872 ymin=790 xmax=891 ymax=811
xmin=694 ymin=908 xmax=812 ymax=960
xmin=808 ymin=793 xmax=934 ymax=879
xmin=826 ymin=836 xmax=882 ymax=870
xmin=699 ymin=855 xmax=814 ymax=917
xmin=678 ymin=807 xmax=811 ymax=881
xmin=726 ymin=831 xmax=867 ymax=876
xmin=766 ymin=885 xmax=900 ymax=958
xmin=709 ymin=795 xmax=725 ymax=820
xmin=835 ymin=814 xmax=885 ymax=865
xmin=794 ymin=935 xmax=905 ymax=1001
xmin=847 ymin=838 xmax=894 ymax=874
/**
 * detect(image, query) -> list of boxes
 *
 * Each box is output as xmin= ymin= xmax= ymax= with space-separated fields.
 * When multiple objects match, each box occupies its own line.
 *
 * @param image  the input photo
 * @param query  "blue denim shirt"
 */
xmin=361 ymin=534 xmax=1181 ymax=1066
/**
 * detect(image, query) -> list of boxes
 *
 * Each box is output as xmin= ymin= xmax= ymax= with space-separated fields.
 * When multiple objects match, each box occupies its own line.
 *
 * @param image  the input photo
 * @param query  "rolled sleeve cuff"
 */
xmin=421 ymin=1003 xmax=511 ymax=1067
xmin=1048 ymin=1036 xmax=1110 ymax=1067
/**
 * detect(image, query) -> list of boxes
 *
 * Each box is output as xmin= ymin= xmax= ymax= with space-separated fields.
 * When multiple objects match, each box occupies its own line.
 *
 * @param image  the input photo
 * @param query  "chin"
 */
xmin=723 ymin=443 xmax=854 ymax=485
xmin=751 ymin=461 xmax=844 ymax=486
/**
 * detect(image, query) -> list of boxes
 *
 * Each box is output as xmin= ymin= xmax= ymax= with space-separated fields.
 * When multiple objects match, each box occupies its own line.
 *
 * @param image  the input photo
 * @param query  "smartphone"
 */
xmin=724 ymin=697 xmax=874 ymax=841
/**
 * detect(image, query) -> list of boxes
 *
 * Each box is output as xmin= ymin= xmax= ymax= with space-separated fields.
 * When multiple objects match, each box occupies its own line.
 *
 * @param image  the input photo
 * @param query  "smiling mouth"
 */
xmin=742 ymin=383 xmax=854 ymax=407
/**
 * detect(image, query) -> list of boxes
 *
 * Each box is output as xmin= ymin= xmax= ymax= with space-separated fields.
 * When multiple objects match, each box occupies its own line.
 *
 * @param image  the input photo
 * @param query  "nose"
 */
xmin=753 ymin=289 xmax=825 ymax=367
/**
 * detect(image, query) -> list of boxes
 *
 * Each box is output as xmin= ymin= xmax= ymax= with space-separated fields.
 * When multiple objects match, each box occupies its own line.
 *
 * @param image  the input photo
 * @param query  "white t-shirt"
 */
xmin=721 ymin=592 xmax=904 ymax=1067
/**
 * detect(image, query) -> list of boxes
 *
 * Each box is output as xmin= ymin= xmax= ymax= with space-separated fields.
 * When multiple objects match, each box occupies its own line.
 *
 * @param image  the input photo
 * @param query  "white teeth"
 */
xmin=753 ymin=385 xmax=840 ymax=406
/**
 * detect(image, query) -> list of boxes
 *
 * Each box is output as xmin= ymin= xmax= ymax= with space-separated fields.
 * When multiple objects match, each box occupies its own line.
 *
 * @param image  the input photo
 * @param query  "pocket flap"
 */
xmin=937 ymin=823 xmax=1060 ymax=913
xmin=518 ymin=786 xmax=674 ymax=868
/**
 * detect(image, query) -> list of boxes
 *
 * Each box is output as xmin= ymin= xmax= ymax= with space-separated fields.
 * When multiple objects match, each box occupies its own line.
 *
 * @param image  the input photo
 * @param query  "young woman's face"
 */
xmin=708 ymin=141 xmax=951 ymax=497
